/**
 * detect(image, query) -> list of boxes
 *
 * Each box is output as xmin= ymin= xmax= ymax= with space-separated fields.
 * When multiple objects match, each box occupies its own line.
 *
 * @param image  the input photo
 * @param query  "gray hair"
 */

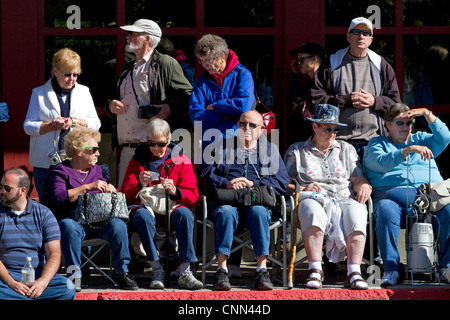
xmin=384 ymin=103 xmax=410 ymax=122
xmin=195 ymin=34 xmax=229 ymax=59
xmin=147 ymin=118 xmax=171 ymax=140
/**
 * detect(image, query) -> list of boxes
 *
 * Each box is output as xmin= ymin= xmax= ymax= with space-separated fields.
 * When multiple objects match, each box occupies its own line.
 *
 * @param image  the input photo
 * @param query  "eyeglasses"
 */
xmin=297 ymin=55 xmax=313 ymax=64
xmin=0 ymin=183 xmax=14 ymax=192
xmin=63 ymin=73 xmax=80 ymax=78
xmin=318 ymin=125 xmax=340 ymax=134
xmin=394 ymin=120 xmax=413 ymax=127
xmin=147 ymin=140 xmax=169 ymax=147
xmin=84 ymin=146 xmax=100 ymax=153
xmin=238 ymin=121 xmax=260 ymax=129
xmin=198 ymin=56 xmax=217 ymax=65
xmin=349 ymin=29 xmax=372 ymax=37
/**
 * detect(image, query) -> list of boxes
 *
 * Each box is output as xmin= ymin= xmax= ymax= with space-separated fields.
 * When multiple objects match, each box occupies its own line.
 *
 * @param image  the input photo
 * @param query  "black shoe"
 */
xmin=213 ymin=268 xmax=231 ymax=291
xmin=255 ymin=268 xmax=273 ymax=290
xmin=114 ymin=273 xmax=139 ymax=290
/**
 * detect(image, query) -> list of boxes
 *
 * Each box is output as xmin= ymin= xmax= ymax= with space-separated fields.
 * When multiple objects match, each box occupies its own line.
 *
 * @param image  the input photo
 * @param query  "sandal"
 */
xmin=306 ymin=269 xmax=324 ymax=289
xmin=345 ymin=272 xmax=368 ymax=290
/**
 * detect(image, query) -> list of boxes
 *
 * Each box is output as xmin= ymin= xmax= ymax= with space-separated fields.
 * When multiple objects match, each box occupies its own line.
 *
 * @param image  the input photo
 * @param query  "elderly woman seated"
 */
xmin=284 ymin=104 xmax=371 ymax=290
xmin=120 ymin=119 xmax=203 ymax=290
xmin=363 ymin=103 xmax=450 ymax=286
xmin=49 ymin=127 xmax=138 ymax=291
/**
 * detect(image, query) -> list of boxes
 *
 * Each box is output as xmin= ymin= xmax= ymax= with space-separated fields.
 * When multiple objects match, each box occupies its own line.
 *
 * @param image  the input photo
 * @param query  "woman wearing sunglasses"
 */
xmin=48 ymin=127 xmax=138 ymax=291
xmin=120 ymin=118 xmax=203 ymax=290
xmin=284 ymin=104 xmax=372 ymax=290
xmin=23 ymin=48 xmax=101 ymax=203
xmin=363 ymin=103 xmax=450 ymax=286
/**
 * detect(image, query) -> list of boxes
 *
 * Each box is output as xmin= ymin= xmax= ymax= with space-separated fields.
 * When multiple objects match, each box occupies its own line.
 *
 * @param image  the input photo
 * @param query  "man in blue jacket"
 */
xmin=201 ymin=111 xmax=289 ymax=291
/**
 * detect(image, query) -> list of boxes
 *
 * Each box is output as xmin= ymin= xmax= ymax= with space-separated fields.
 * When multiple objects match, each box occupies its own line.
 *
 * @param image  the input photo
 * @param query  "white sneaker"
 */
xmin=380 ymin=271 xmax=399 ymax=287
xmin=149 ymin=269 xmax=165 ymax=289
xmin=178 ymin=271 xmax=203 ymax=290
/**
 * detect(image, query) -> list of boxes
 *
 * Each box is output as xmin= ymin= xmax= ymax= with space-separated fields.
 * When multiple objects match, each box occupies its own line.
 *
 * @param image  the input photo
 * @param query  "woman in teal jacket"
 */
xmin=363 ymin=103 xmax=450 ymax=287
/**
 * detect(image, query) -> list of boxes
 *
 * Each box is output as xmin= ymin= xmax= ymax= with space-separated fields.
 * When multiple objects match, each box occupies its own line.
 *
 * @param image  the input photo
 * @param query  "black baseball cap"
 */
xmin=289 ymin=42 xmax=326 ymax=59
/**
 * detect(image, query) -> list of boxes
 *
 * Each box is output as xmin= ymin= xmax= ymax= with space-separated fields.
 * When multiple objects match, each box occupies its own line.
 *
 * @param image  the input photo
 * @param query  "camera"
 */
xmin=138 ymin=105 xmax=159 ymax=119
xmin=48 ymin=151 xmax=62 ymax=166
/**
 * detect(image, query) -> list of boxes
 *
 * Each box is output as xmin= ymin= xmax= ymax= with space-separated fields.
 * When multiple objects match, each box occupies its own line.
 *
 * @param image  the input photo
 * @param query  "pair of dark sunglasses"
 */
xmin=323 ymin=127 xmax=340 ymax=134
xmin=85 ymin=146 xmax=100 ymax=153
xmin=147 ymin=140 xmax=169 ymax=147
xmin=297 ymin=55 xmax=313 ymax=65
xmin=349 ymin=29 xmax=372 ymax=37
xmin=238 ymin=121 xmax=260 ymax=129
xmin=0 ymin=183 xmax=14 ymax=192
xmin=394 ymin=120 xmax=413 ymax=127
xmin=64 ymin=73 xmax=80 ymax=78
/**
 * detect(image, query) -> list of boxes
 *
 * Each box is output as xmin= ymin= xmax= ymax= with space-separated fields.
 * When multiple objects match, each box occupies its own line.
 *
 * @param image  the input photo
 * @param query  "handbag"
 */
xmin=419 ymin=179 xmax=450 ymax=212
xmin=137 ymin=184 xmax=178 ymax=216
xmin=215 ymin=185 xmax=277 ymax=208
xmin=252 ymin=89 xmax=276 ymax=133
xmin=75 ymin=192 xmax=129 ymax=229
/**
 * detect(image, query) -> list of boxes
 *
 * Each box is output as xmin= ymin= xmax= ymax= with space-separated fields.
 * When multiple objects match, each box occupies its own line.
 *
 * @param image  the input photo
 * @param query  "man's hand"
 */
xmin=351 ymin=89 xmax=375 ymax=109
xmin=151 ymin=104 xmax=171 ymax=120
xmin=226 ymin=177 xmax=254 ymax=190
xmin=109 ymin=100 xmax=127 ymax=115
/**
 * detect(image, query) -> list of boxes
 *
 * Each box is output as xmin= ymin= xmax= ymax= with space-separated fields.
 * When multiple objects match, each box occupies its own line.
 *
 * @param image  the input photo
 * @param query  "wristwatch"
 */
xmin=70 ymin=117 xmax=77 ymax=127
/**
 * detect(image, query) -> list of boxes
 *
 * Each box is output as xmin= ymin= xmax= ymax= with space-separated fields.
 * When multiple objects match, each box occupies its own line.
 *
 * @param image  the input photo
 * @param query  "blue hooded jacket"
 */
xmin=189 ymin=53 xmax=255 ymax=143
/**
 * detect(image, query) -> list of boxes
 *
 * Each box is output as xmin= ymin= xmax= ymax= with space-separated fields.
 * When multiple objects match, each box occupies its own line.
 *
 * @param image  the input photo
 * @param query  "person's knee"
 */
xmin=374 ymin=199 xmax=400 ymax=225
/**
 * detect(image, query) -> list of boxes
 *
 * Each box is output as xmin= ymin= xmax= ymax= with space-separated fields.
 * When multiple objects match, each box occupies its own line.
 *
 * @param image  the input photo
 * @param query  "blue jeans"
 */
xmin=373 ymin=188 xmax=450 ymax=271
xmin=0 ymin=269 xmax=75 ymax=300
xmin=132 ymin=206 xmax=198 ymax=264
xmin=59 ymin=218 xmax=131 ymax=276
xmin=33 ymin=166 xmax=50 ymax=202
xmin=211 ymin=205 xmax=272 ymax=258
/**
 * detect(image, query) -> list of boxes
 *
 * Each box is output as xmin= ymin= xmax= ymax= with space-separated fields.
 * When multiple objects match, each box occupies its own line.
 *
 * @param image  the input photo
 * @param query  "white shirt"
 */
xmin=117 ymin=51 xmax=153 ymax=145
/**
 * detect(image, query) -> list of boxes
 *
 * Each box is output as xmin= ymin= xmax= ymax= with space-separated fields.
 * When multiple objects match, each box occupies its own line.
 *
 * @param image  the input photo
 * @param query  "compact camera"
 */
xmin=138 ymin=105 xmax=159 ymax=119
xmin=48 ymin=151 xmax=62 ymax=166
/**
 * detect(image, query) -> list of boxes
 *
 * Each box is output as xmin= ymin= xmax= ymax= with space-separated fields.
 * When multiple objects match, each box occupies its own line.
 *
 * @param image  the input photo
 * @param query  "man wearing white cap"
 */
xmin=310 ymin=17 xmax=401 ymax=156
xmin=106 ymin=19 xmax=193 ymax=189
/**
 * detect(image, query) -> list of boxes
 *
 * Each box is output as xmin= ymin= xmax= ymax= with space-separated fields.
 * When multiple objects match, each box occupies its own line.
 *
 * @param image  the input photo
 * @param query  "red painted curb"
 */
xmin=74 ymin=287 xmax=450 ymax=300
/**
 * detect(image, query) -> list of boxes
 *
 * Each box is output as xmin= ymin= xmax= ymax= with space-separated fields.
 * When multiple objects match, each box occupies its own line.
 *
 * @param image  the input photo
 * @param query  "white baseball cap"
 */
xmin=120 ymin=19 xmax=162 ymax=38
xmin=348 ymin=17 xmax=373 ymax=34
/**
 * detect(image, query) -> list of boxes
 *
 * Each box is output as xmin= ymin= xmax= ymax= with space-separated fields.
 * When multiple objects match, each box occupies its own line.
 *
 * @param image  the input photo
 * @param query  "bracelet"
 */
xmin=427 ymin=110 xmax=433 ymax=117
xmin=70 ymin=117 xmax=77 ymax=127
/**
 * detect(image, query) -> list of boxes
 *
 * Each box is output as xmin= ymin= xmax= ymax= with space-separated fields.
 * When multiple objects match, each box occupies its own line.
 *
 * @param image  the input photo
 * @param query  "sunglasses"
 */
xmin=64 ymin=73 xmax=80 ymax=78
xmin=147 ymin=140 xmax=169 ymax=147
xmin=238 ymin=121 xmax=260 ymax=129
xmin=394 ymin=120 xmax=413 ymax=127
xmin=85 ymin=146 xmax=100 ymax=153
xmin=0 ymin=183 xmax=14 ymax=192
xmin=323 ymin=127 xmax=340 ymax=134
xmin=297 ymin=55 xmax=313 ymax=64
xmin=349 ymin=29 xmax=372 ymax=37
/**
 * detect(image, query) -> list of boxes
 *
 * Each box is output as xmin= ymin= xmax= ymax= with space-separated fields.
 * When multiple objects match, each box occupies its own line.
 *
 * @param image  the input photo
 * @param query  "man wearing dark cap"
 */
xmin=287 ymin=42 xmax=326 ymax=145
xmin=106 ymin=19 xmax=193 ymax=188
xmin=310 ymin=17 xmax=401 ymax=155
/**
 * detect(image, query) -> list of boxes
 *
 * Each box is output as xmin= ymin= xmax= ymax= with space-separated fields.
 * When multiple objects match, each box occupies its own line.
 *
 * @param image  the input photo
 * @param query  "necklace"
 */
xmin=74 ymin=169 xmax=89 ymax=183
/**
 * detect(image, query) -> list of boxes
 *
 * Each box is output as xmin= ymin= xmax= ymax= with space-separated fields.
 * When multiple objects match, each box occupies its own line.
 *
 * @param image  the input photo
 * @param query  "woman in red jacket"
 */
xmin=120 ymin=118 xmax=202 ymax=290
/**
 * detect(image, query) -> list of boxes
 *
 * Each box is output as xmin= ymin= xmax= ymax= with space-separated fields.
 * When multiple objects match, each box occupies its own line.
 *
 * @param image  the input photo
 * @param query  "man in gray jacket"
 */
xmin=310 ymin=17 xmax=401 ymax=154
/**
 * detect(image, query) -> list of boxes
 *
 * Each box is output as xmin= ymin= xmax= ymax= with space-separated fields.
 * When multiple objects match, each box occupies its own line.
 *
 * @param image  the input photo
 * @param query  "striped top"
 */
xmin=0 ymin=198 xmax=60 ymax=270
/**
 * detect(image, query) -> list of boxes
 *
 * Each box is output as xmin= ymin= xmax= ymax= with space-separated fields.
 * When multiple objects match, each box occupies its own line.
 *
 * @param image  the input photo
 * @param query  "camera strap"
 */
xmin=130 ymin=69 xmax=141 ymax=107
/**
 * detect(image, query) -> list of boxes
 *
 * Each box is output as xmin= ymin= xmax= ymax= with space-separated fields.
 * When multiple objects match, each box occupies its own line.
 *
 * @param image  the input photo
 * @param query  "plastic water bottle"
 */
xmin=21 ymin=257 xmax=35 ymax=286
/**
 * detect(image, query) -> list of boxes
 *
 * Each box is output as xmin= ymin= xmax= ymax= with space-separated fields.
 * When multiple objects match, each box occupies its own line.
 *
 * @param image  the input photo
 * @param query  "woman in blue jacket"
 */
xmin=189 ymin=34 xmax=255 ymax=171
xmin=363 ymin=103 xmax=450 ymax=286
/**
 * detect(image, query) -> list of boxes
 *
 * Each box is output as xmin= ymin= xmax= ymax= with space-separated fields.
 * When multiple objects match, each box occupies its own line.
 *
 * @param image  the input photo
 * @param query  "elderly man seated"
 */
xmin=201 ymin=110 xmax=289 ymax=291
